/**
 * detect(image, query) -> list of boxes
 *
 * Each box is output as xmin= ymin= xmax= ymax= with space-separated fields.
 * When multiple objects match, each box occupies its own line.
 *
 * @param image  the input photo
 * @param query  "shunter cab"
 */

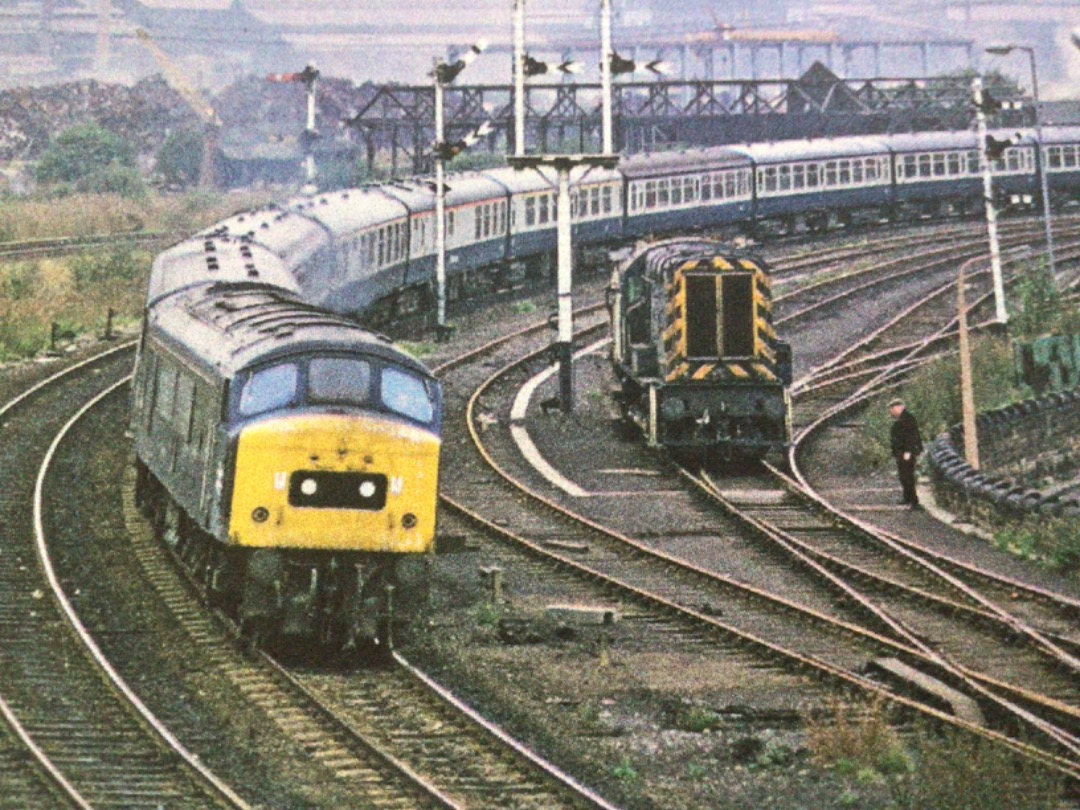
xmin=609 ymin=239 xmax=792 ymax=459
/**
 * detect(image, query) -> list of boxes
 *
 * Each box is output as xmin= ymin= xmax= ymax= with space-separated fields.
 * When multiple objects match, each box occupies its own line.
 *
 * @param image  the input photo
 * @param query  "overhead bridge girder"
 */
xmin=346 ymin=72 xmax=1030 ymax=176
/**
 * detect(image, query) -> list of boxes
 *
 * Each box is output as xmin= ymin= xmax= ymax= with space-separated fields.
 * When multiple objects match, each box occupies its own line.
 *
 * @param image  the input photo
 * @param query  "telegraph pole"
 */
xmin=957 ymin=259 xmax=980 ymax=468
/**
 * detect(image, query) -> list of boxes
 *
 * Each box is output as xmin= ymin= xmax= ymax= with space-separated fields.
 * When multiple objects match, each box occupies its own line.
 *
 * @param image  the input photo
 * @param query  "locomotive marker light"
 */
xmin=511 ymin=0 xmax=619 ymax=412
xmin=972 ymin=75 xmax=1008 ymax=324
xmin=267 ymin=64 xmax=320 ymax=193
xmin=986 ymin=44 xmax=1057 ymax=286
xmin=433 ymin=38 xmax=489 ymax=338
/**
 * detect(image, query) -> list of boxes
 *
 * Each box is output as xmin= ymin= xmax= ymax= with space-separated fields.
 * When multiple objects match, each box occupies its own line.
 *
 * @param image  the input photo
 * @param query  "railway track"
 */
xmin=0 ymin=231 xmax=182 ymax=260
xmin=2 ymin=218 xmax=1075 ymax=805
xmin=6 ymin=301 xmax=637 ymax=806
xmin=447 ymin=229 xmax=1080 ymax=786
xmin=0 ymin=345 xmax=248 ymax=809
xmin=21 ymin=353 xmax=622 ymax=806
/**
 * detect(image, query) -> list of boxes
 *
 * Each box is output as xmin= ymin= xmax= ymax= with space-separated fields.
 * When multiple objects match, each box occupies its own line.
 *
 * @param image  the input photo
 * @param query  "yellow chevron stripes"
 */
xmin=752 ymin=363 xmax=778 ymax=382
xmin=666 ymin=362 xmax=691 ymax=382
xmin=691 ymin=363 xmax=716 ymax=380
xmin=726 ymin=363 xmax=751 ymax=379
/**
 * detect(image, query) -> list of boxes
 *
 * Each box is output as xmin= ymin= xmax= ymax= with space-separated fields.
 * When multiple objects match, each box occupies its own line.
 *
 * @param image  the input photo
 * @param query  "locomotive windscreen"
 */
xmin=721 ymin=273 xmax=754 ymax=357
xmin=684 ymin=272 xmax=755 ymax=358
xmin=685 ymin=274 xmax=718 ymax=357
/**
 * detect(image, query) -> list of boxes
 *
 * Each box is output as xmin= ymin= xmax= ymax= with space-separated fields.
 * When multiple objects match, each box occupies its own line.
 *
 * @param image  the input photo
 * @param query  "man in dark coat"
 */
xmin=889 ymin=398 xmax=923 ymax=508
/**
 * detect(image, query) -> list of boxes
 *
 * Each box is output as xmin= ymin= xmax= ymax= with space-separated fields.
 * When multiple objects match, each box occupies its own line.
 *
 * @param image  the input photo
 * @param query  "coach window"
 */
xmin=447 ymin=210 xmax=455 ymax=236
xmin=700 ymin=175 xmax=713 ymax=201
xmin=475 ymin=208 xmax=482 ymax=239
xmin=645 ymin=180 xmax=657 ymax=209
xmin=768 ymin=167 xmax=780 ymax=193
xmin=238 ymin=363 xmax=298 ymax=417
xmin=1065 ymin=146 xmax=1079 ymax=168
xmin=381 ymin=367 xmax=435 ymax=424
xmin=671 ymin=179 xmax=683 ymax=205
xmin=838 ymin=161 xmax=851 ymax=185
xmin=525 ymin=196 xmax=536 ymax=226
xmin=538 ymin=194 xmax=550 ymax=224
xmin=309 ymin=357 xmax=371 ymax=406
xmin=657 ymin=180 xmax=670 ymax=206
xmin=778 ymin=165 xmax=792 ymax=192
xmin=602 ymin=185 xmax=613 ymax=212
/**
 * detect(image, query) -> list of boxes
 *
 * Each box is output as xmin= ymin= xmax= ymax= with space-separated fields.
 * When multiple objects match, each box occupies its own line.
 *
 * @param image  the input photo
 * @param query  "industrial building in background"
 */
xmin=2 ymin=1 xmax=1078 ymax=92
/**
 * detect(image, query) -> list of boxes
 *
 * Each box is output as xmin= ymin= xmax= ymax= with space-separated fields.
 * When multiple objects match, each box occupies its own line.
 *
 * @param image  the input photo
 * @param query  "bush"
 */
xmin=36 ymin=124 xmax=135 ymax=185
xmin=76 ymin=164 xmax=146 ymax=199
xmin=890 ymin=727 xmax=1061 ymax=809
xmin=1009 ymin=258 xmax=1080 ymax=340
xmin=1 ymin=261 xmax=42 ymax=301
xmin=806 ymin=699 xmax=908 ymax=776
xmin=996 ymin=519 xmax=1080 ymax=571
xmin=70 ymin=246 xmax=140 ymax=290
xmin=155 ymin=129 xmax=205 ymax=189
xmin=855 ymin=335 xmax=1021 ymax=468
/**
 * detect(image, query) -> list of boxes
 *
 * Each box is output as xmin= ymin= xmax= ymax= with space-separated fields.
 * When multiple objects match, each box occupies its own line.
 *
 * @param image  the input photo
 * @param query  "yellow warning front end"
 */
xmin=228 ymin=412 xmax=440 ymax=553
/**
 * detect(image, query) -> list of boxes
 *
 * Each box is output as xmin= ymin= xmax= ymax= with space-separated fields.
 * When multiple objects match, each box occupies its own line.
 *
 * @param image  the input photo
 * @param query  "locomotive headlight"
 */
xmin=300 ymin=478 xmax=318 ymax=496
xmin=359 ymin=481 xmax=377 ymax=499
xmin=252 ymin=507 xmax=270 ymax=523
xmin=401 ymin=513 xmax=418 ymax=529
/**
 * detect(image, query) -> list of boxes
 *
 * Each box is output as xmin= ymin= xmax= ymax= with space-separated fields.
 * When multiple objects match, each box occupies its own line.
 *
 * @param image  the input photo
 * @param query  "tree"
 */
xmin=155 ymin=129 xmax=204 ymax=189
xmin=36 ymin=124 xmax=135 ymax=185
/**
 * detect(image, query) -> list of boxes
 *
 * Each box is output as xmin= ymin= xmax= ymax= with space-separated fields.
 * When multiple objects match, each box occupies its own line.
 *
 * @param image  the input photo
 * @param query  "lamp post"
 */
xmin=432 ymin=39 xmax=487 ymax=337
xmin=985 ymin=44 xmax=1056 ymax=285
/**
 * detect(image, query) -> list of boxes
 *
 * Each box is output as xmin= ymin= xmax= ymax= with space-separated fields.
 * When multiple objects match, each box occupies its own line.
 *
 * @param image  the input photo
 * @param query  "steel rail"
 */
xmin=34 ymin=375 xmax=252 ymax=809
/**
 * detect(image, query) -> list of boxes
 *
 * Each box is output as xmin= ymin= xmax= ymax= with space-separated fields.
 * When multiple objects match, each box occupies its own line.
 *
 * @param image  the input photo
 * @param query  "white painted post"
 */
xmin=973 ymin=76 xmax=1008 ymax=325
xmin=435 ymin=73 xmax=448 ymax=332
xmin=600 ymin=0 xmax=614 ymax=155
xmin=514 ymin=0 xmax=526 ymax=156
xmin=556 ymin=163 xmax=574 ymax=411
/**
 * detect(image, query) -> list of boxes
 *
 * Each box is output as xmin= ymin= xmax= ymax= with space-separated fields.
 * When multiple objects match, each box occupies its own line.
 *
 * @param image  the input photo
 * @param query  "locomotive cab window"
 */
xmin=309 ymin=357 xmax=371 ymax=406
xmin=238 ymin=362 xmax=299 ymax=417
xmin=381 ymin=367 xmax=435 ymax=424
xmin=684 ymin=272 xmax=755 ymax=358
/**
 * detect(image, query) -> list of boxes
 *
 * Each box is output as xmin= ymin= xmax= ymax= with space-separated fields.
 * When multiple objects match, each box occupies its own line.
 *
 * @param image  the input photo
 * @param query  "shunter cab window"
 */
xmin=238 ymin=363 xmax=298 ymax=416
